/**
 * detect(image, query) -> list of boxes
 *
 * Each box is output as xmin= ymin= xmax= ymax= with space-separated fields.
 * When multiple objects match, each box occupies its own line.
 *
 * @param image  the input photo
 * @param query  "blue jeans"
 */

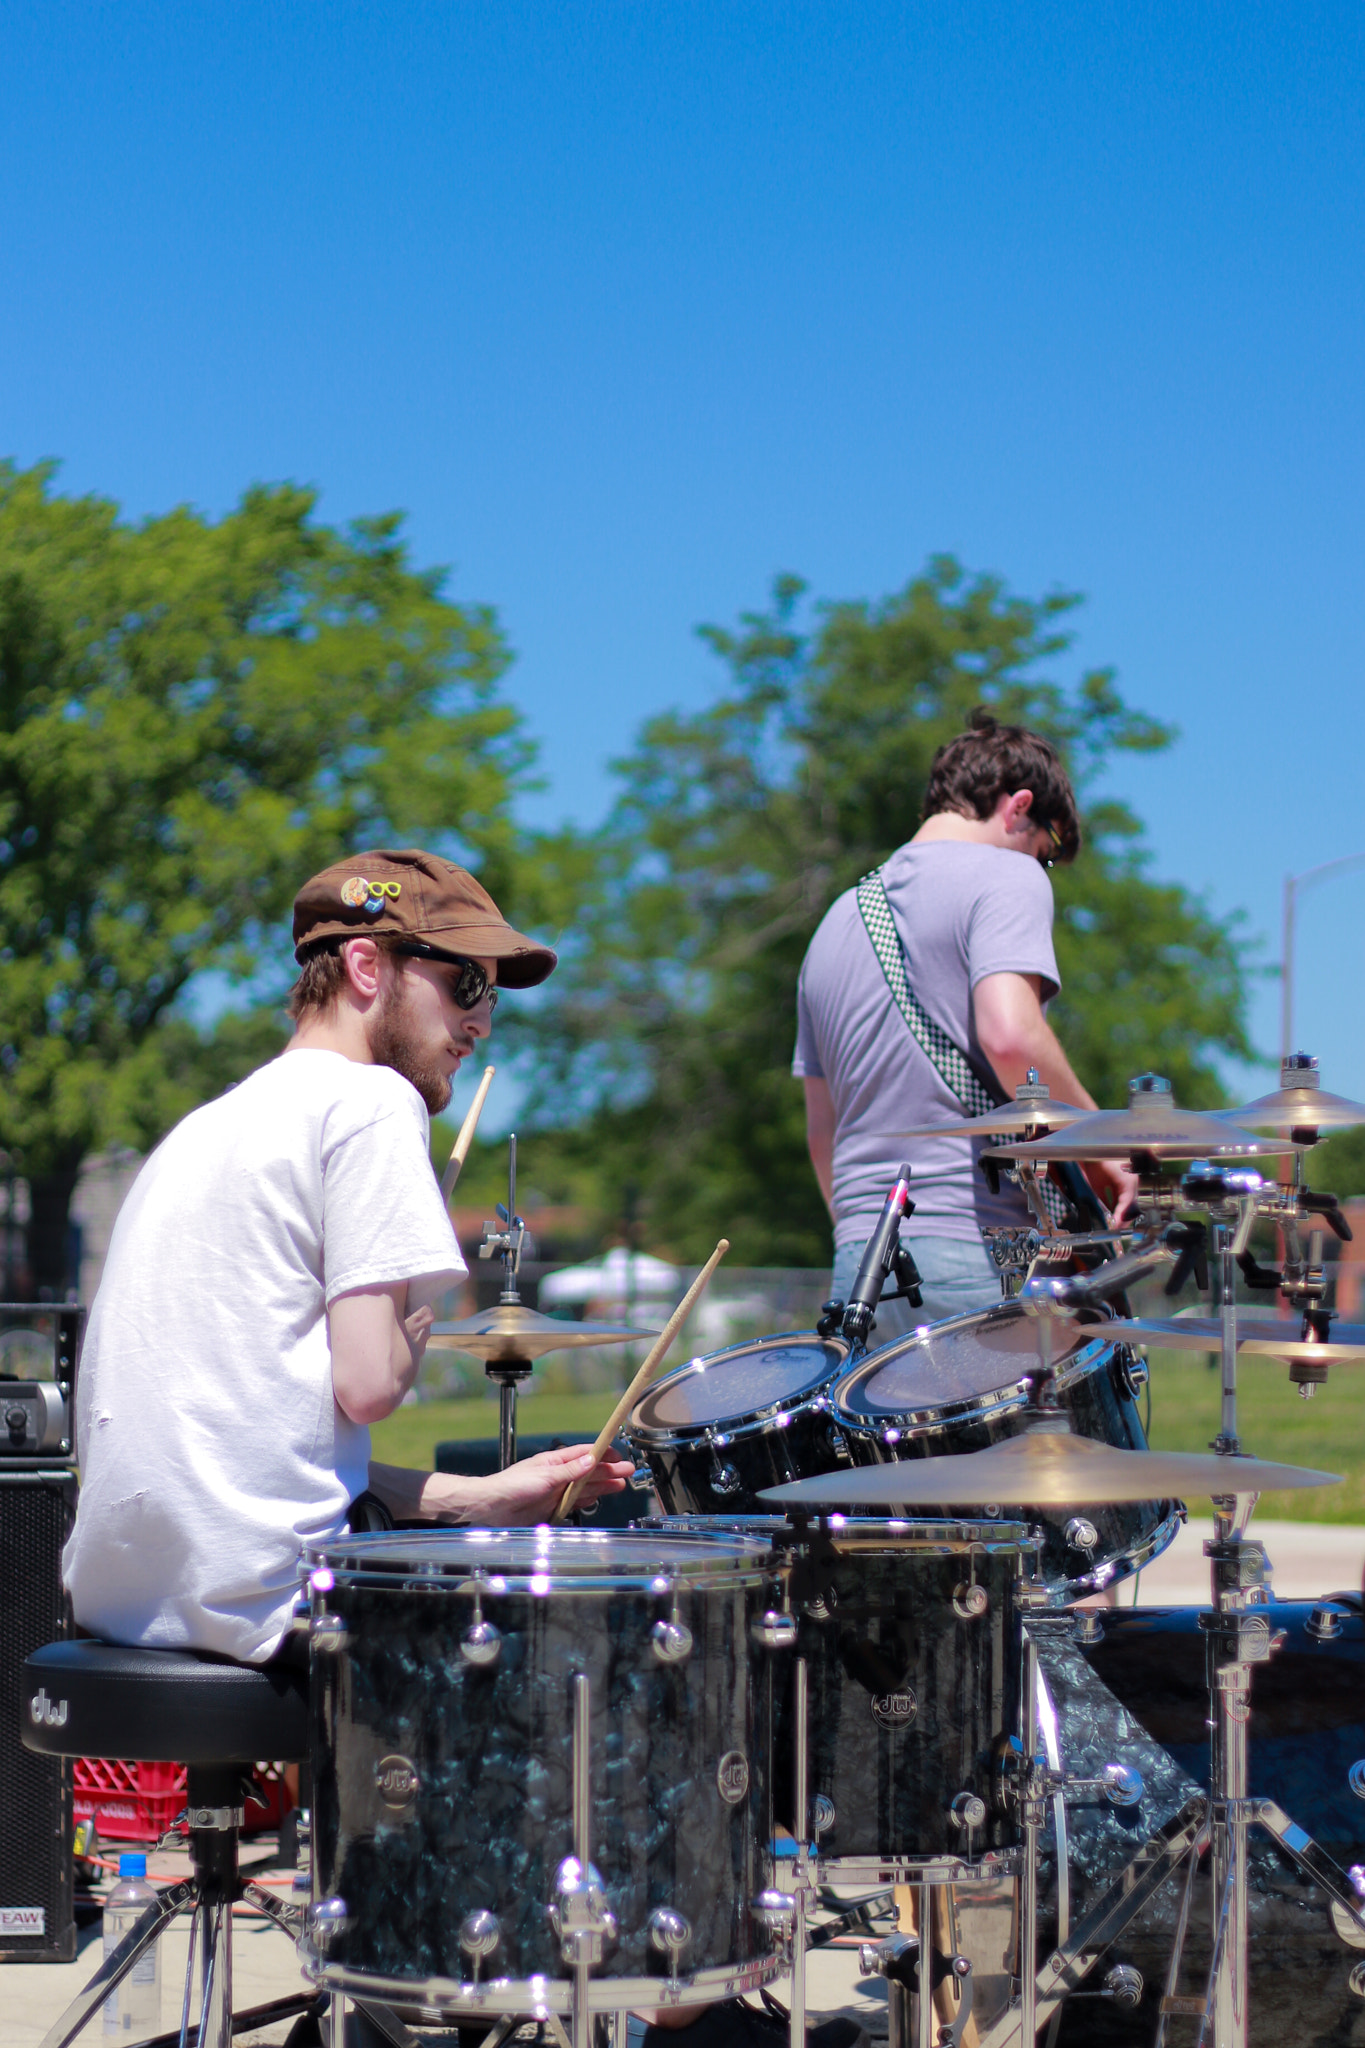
xmin=830 ymin=1233 xmax=1000 ymax=1342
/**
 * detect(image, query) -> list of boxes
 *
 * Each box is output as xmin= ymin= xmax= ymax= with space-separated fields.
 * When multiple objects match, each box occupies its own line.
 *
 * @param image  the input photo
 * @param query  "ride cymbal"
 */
xmin=1117 ymin=1315 xmax=1365 ymax=1365
xmin=429 ymin=1304 xmax=658 ymax=1361
xmin=1217 ymin=1086 xmax=1365 ymax=1135
xmin=757 ymin=1430 xmax=1339 ymax=1507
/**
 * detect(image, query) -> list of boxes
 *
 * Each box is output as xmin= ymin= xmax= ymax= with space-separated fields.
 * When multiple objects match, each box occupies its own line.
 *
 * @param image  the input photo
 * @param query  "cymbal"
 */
xmin=888 ymin=1097 xmax=1090 ymax=1141
xmin=757 ymin=1430 xmax=1339 ymax=1508
xmin=1118 ymin=1315 xmax=1365 ymax=1365
xmin=1217 ymin=1084 xmax=1365 ymax=1135
xmin=984 ymin=1105 xmax=1300 ymax=1165
xmin=428 ymin=1304 xmax=659 ymax=1362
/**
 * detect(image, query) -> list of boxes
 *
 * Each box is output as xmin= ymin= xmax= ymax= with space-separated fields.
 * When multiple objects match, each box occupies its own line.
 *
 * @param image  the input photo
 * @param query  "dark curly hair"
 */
xmin=922 ymin=709 xmax=1080 ymax=861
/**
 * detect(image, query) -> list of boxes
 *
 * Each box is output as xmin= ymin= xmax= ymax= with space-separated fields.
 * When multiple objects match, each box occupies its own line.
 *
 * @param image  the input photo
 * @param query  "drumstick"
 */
xmin=440 ymin=1065 xmax=496 ymax=1202
xmin=553 ymin=1237 xmax=731 ymax=1521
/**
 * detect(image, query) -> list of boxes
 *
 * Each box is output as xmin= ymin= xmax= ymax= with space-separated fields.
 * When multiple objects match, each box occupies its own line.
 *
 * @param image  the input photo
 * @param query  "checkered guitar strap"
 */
xmin=855 ymin=865 xmax=1072 ymax=1228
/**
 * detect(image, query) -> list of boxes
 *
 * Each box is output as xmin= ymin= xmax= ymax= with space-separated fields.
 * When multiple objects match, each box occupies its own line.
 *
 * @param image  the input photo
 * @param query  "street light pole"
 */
xmin=1281 ymin=853 xmax=1365 ymax=1061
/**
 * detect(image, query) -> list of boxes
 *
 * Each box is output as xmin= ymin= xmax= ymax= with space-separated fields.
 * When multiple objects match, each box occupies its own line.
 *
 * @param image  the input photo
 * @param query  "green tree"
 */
xmin=0 ymin=461 xmax=533 ymax=1294
xmin=524 ymin=559 xmax=1255 ymax=1265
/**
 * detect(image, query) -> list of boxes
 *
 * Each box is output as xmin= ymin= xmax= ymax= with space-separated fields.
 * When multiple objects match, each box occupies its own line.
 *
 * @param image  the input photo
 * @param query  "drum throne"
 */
xmin=22 ymin=1639 xmax=316 ymax=2048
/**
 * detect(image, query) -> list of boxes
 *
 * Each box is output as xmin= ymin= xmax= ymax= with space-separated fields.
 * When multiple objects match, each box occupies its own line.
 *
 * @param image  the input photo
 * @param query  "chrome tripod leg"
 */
xmin=789 ymin=1657 xmax=809 ymax=2048
xmin=36 ymin=1880 xmax=195 ymax=2048
xmin=1152 ymin=1824 xmax=1209 ymax=2048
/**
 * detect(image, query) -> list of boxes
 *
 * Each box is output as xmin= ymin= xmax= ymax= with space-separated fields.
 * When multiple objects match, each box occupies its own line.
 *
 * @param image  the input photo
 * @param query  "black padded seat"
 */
xmin=22 ymin=1640 xmax=308 ymax=1765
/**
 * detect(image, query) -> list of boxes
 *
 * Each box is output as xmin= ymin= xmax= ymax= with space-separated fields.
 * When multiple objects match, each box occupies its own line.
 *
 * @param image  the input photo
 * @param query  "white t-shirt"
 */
xmin=63 ymin=1050 xmax=465 ymax=1663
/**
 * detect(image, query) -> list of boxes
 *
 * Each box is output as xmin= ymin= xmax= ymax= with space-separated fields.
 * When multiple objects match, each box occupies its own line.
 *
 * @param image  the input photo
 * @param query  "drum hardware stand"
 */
xmin=478 ymin=1134 xmax=532 ymax=1468
xmin=551 ymin=1673 xmax=618 ymax=2048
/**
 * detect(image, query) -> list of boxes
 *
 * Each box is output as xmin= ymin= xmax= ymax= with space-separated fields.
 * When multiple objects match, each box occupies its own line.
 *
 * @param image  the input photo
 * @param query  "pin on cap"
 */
xmin=292 ymin=848 xmax=557 ymax=988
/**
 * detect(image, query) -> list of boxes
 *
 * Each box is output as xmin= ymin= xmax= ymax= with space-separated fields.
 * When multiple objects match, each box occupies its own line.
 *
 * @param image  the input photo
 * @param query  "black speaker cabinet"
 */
xmin=0 ymin=1467 xmax=76 ymax=1961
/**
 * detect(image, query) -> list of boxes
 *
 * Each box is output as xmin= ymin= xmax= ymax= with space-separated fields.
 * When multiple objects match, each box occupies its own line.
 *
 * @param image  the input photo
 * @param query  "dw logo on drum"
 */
xmin=374 ymin=1754 xmax=421 ymax=1810
xmin=870 ymin=1690 xmax=917 ymax=1730
xmin=716 ymin=1751 xmax=750 ymax=1804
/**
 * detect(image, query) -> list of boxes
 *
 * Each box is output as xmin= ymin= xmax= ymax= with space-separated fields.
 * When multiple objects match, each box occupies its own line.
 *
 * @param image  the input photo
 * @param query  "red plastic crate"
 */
xmin=73 ymin=1758 xmax=295 ymax=1842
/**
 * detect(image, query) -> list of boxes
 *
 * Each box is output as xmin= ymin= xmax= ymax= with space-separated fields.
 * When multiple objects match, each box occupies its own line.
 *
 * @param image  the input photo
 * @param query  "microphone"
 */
xmin=841 ymin=1165 xmax=916 ymax=1347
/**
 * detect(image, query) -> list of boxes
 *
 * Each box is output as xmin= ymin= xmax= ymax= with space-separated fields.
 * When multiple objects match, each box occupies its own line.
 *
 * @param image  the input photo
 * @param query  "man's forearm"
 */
xmin=366 ymin=1461 xmax=482 ymax=1521
xmin=984 ymin=1022 xmax=1097 ymax=1112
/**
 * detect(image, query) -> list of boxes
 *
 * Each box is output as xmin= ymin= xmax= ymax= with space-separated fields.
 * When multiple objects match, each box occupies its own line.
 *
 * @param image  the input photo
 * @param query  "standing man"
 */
xmin=793 ymin=712 xmax=1135 ymax=1335
xmin=64 ymin=849 xmax=630 ymax=1666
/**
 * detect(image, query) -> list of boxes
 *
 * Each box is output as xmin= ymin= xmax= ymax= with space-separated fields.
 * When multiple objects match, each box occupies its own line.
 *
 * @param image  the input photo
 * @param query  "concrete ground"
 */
xmin=1130 ymin=1515 xmax=1365 ymax=1604
xmin=8 ymin=1517 xmax=1361 ymax=2046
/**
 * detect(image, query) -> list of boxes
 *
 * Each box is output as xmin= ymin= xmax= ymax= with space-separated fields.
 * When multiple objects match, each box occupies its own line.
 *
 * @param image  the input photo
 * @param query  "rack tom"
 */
xmin=831 ymin=1302 xmax=1182 ymax=1600
xmin=626 ymin=1333 xmax=851 ymax=1513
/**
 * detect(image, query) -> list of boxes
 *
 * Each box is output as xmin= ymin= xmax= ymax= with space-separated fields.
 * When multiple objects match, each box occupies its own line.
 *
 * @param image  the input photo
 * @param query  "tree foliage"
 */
xmin=0 ymin=461 xmax=531 ymax=1290
xmin=522 ymin=559 xmax=1255 ymax=1265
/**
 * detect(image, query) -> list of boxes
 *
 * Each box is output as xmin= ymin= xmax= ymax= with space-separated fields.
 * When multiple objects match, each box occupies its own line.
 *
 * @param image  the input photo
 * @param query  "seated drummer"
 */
xmin=62 ymin=849 xmax=631 ymax=1667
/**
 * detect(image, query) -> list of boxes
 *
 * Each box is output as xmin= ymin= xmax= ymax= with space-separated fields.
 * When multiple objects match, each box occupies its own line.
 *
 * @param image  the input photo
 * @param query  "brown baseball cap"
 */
xmin=292 ymin=848 xmax=558 ymax=988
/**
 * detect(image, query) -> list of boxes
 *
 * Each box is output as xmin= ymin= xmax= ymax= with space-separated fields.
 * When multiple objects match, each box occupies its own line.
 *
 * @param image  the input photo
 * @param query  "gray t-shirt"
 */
xmin=793 ymin=841 xmax=1061 ymax=1248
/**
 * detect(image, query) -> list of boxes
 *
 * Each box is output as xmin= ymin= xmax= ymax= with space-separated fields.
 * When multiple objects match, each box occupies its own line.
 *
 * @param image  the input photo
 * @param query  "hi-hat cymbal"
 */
xmin=1118 ymin=1315 xmax=1365 ymax=1365
xmin=1217 ymin=1085 xmax=1365 ymax=1135
xmin=757 ymin=1430 xmax=1339 ymax=1509
xmin=888 ymin=1097 xmax=1090 ymax=1141
xmin=428 ymin=1304 xmax=659 ymax=1362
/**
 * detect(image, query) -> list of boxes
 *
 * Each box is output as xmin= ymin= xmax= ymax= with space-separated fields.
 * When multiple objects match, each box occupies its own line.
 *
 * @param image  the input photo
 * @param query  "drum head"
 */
xmin=630 ymin=1334 xmax=848 ymax=1441
xmin=309 ymin=1524 xmax=772 ymax=1587
xmin=834 ymin=1302 xmax=1112 ymax=1422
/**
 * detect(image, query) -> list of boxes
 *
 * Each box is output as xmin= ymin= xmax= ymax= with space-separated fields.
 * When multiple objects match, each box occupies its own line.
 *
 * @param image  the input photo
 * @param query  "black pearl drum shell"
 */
xmin=831 ymin=1304 xmax=1182 ymax=1599
xmin=306 ymin=1531 xmax=774 ymax=1988
xmin=647 ymin=1516 xmax=1026 ymax=1864
xmin=625 ymin=1334 xmax=852 ymax=1516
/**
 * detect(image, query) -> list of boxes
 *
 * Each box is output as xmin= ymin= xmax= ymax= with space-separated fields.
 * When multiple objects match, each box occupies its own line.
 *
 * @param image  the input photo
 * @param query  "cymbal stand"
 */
xmin=788 ymin=1657 xmax=810 ymax=2048
xmin=477 ymin=1133 xmax=531 ymax=1468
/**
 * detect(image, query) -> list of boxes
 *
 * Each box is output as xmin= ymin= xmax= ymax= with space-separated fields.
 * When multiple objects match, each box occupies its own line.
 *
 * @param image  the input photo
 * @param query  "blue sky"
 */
xmin=4 ymin=3 xmax=1364 ymax=1109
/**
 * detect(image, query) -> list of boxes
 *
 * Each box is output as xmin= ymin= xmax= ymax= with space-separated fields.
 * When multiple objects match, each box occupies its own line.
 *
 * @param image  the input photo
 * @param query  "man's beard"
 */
xmin=368 ymin=975 xmax=454 ymax=1115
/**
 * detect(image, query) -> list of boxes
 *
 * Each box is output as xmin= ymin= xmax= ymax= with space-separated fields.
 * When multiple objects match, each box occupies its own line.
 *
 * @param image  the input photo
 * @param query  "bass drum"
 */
xmin=304 ymin=1528 xmax=780 ymax=2013
xmin=831 ymin=1301 xmax=1182 ymax=1602
xmin=626 ymin=1333 xmax=852 ymax=1514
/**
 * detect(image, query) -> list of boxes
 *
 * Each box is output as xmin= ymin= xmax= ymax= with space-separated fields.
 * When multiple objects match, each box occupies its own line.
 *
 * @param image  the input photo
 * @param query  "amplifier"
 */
xmin=0 ymin=1467 xmax=77 ymax=1961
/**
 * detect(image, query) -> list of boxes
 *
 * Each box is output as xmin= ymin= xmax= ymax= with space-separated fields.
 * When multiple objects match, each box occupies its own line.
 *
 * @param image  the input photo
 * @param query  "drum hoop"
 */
xmin=306 ymin=1527 xmax=777 ymax=1591
xmin=644 ymin=1513 xmax=1033 ymax=1556
xmin=627 ymin=1331 xmax=847 ymax=1446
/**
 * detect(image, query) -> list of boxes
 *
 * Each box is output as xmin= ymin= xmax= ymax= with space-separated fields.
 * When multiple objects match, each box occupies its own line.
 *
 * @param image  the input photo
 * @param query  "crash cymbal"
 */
xmin=889 ymin=1097 xmax=1090 ymax=1141
xmin=1118 ymin=1315 xmax=1365 ymax=1365
xmin=757 ymin=1429 xmax=1340 ymax=1509
xmin=983 ymin=1073 xmax=1302 ymax=1165
xmin=1217 ymin=1086 xmax=1365 ymax=1135
xmin=428 ymin=1304 xmax=659 ymax=1362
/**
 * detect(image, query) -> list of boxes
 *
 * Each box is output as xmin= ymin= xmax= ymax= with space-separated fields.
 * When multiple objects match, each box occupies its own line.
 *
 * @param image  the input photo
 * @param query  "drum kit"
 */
xmin=297 ymin=1055 xmax=1365 ymax=2048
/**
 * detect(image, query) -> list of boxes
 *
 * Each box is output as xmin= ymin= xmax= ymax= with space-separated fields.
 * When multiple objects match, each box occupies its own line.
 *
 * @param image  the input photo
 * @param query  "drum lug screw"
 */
xmin=1072 ymin=1610 xmax=1105 ymax=1646
xmin=647 ymin=1906 xmax=693 ymax=1978
xmin=462 ymin=1572 xmax=503 ymax=1667
xmin=1064 ymin=1517 xmax=1099 ymax=1556
xmin=751 ymin=1889 xmax=797 ymax=1950
xmin=652 ymin=1617 xmax=693 ymax=1664
xmin=950 ymin=1791 xmax=987 ymax=1831
xmin=309 ymin=1613 xmax=349 ymax=1653
xmin=306 ymin=1896 xmax=349 ymax=1950
xmin=651 ymin=1580 xmax=694 ymax=1663
xmin=751 ymin=1609 xmax=798 ymax=1650
xmin=459 ymin=1909 xmax=501 ymax=1982
xmin=1309 ymin=1604 xmax=1344 ymax=1641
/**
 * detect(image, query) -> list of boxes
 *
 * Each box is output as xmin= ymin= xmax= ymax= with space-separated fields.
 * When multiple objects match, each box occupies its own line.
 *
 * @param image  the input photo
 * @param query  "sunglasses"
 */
xmin=393 ymin=941 xmax=499 ymax=1012
xmin=1036 ymin=817 xmax=1064 ymax=870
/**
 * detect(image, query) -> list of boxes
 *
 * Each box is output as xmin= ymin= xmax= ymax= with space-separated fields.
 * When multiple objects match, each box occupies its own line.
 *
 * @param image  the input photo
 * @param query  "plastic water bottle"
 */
xmin=102 ymin=1852 xmax=160 ymax=2036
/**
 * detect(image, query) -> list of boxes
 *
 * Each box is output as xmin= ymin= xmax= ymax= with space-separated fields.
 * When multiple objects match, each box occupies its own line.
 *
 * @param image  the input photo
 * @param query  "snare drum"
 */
xmin=647 ymin=1514 xmax=1029 ymax=1877
xmin=304 ymin=1528 xmax=780 ymax=2012
xmin=626 ymin=1333 xmax=851 ymax=1513
xmin=831 ymin=1301 xmax=1182 ymax=1600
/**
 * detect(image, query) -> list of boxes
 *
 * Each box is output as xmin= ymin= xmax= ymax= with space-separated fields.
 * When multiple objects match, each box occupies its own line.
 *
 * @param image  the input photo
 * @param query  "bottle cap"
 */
xmin=118 ymin=1852 xmax=147 ymax=1878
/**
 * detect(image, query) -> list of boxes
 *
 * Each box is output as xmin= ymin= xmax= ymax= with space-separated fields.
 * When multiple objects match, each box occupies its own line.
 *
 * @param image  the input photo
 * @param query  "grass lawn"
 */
xmin=373 ymin=1356 xmax=1365 ymax=1526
